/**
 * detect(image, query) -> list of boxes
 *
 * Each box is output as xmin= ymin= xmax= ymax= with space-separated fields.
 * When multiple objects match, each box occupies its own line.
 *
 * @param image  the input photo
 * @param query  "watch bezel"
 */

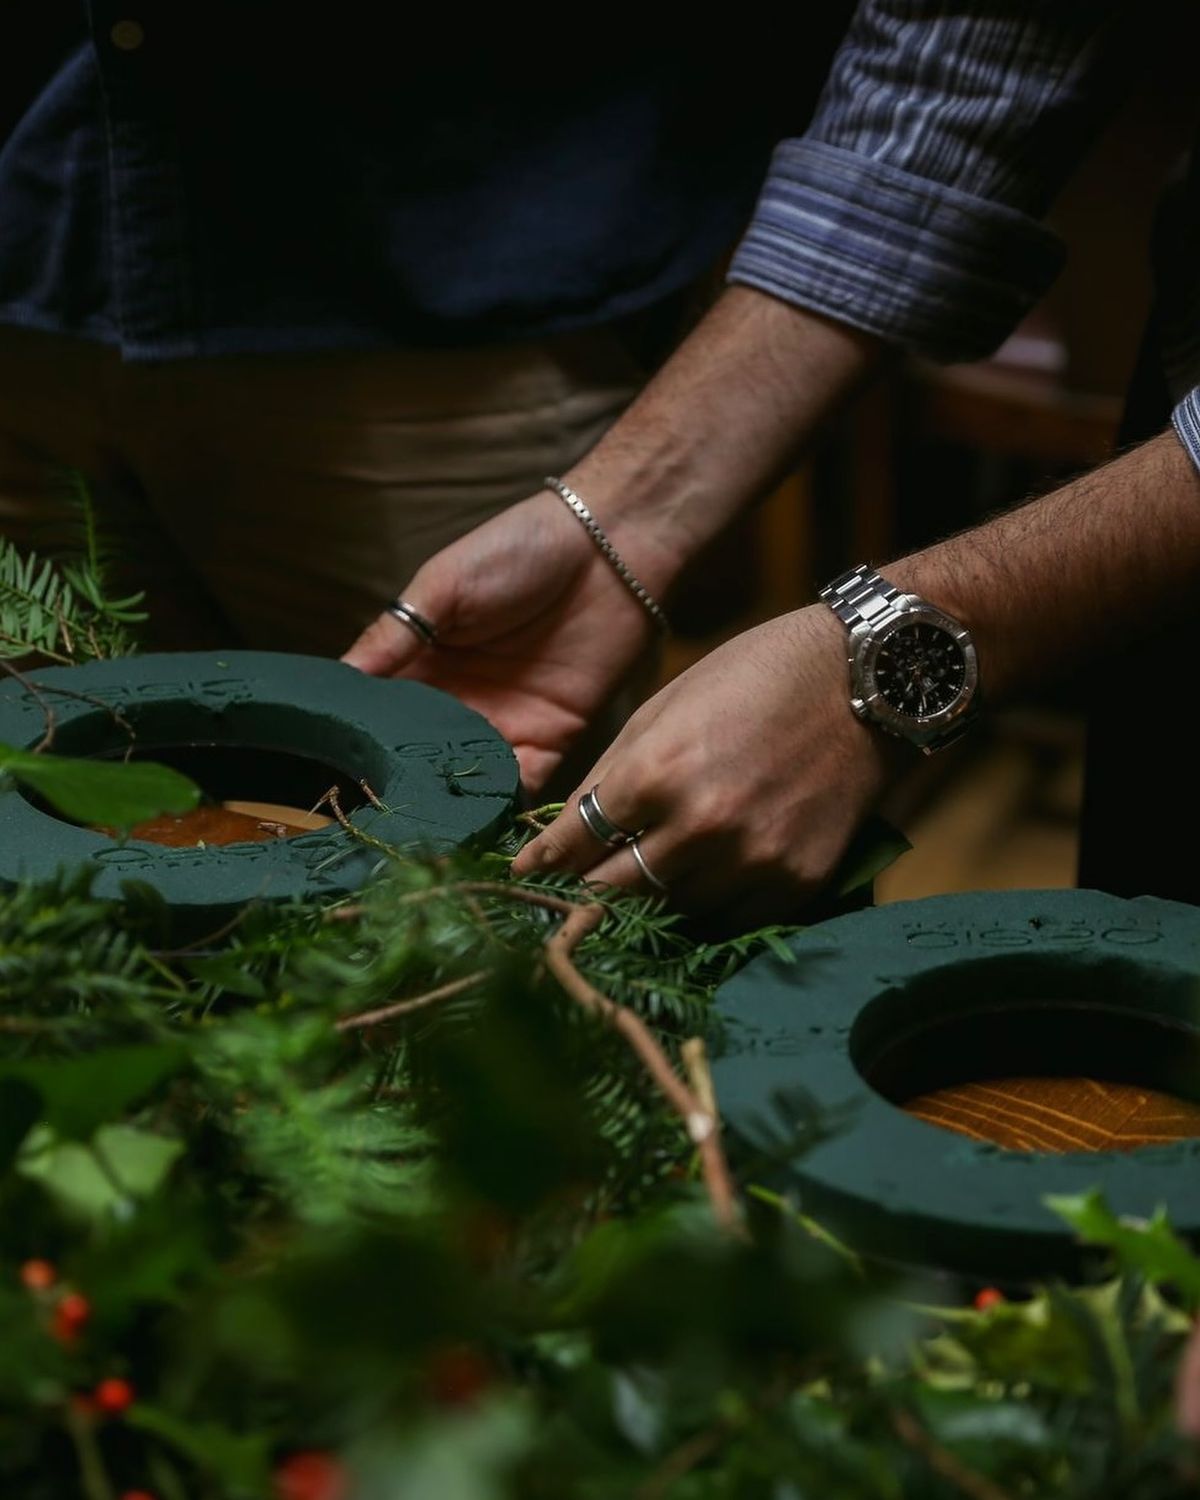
xmin=849 ymin=601 xmax=979 ymax=747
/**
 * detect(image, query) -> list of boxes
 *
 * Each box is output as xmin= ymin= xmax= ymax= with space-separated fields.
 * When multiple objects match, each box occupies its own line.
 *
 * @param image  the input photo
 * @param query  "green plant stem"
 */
xmin=64 ymin=1405 xmax=116 ymax=1500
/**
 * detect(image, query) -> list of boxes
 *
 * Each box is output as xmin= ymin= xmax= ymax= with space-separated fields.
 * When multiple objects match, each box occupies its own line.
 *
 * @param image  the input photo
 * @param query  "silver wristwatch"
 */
xmin=818 ymin=564 xmax=979 ymax=754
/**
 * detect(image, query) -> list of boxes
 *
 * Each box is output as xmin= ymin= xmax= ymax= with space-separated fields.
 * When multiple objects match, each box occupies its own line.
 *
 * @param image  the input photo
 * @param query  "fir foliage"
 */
xmin=0 ymin=516 xmax=1198 ymax=1496
xmin=0 ymin=469 xmax=146 ymax=664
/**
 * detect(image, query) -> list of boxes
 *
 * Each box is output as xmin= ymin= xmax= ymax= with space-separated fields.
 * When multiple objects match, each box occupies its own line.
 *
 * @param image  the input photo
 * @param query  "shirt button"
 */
xmin=110 ymin=19 xmax=145 ymax=50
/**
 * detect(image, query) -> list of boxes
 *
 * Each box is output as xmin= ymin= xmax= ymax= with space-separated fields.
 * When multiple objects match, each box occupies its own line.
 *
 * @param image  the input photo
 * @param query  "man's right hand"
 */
xmin=341 ymin=489 xmax=660 ymax=792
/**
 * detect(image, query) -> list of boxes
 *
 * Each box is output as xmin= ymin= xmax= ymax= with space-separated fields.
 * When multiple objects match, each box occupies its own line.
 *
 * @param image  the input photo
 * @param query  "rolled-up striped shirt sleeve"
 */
xmin=1171 ymin=387 xmax=1200 ymax=475
xmin=729 ymin=1 xmax=1139 ymax=361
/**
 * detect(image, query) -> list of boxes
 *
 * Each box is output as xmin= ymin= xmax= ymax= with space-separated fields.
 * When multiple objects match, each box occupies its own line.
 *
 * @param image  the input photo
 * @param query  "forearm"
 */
xmin=563 ymin=286 xmax=885 ymax=591
xmin=559 ymin=3 xmax=1137 ymax=601
xmin=886 ymin=429 xmax=1200 ymax=702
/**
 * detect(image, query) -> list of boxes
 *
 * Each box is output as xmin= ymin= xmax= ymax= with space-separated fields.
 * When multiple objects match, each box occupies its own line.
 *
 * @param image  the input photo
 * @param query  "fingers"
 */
xmin=342 ymin=567 xmax=447 ymax=676
xmin=580 ymin=827 xmax=676 ymax=897
xmin=511 ymin=770 xmax=660 ymax=881
xmin=341 ymin=608 xmax=430 ymax=676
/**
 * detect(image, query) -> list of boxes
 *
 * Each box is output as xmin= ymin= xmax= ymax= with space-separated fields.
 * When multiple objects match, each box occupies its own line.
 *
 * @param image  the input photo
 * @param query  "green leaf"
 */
xmin=1047 ymin=1188 xmax=1200 ymax=1307
xmin=832 ymin=814 xmax=912 ymax=897
xmin=351 ymin=1397 xmax=533 ymax=1500
xmin=0 ymin=1043 xmax=187 ymax=1139
xmin=0 ymin=1079 xmax=41 ymax=1169
xmin=0 ymin=741 xmax=199 ymax=828
xmin=127 ymin=1405 xmax=272 ymax=1494
xmin=19 ymin=1123 xmax=184 ymax=1223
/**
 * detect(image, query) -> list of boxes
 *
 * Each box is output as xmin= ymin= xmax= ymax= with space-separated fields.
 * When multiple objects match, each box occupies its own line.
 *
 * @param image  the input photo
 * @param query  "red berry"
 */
xmin=58 ymin=1291 xmax=91 ymax=1325
xmin=120 ymin=1492 xmax=157 ymax=1500
xmin=51 ymin=1291 xmax=92 ymax=1344
xmin=973 ymin=1287 xmax=1005 ymax=1311
xmin=19 ymin=1258 xmax=57 ymax=1291
xmin=273 ymin=1451 xmax=349 ymax=1500
xmin=94 ymin=1377 xmax=136 ymax=1416
xmin=425 ymin=1342 xmax=493 ymax=1408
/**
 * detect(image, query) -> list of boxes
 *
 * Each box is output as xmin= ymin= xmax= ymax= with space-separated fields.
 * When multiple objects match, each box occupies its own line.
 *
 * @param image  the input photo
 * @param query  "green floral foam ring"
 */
xmin=0 ymin=651 xmax=518 ymax=936
xmin=711 ymin=888 xmax=1200 ymax=1281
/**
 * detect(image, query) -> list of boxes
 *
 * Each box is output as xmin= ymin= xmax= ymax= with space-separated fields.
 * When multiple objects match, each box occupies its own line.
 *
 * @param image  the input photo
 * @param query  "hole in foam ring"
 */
xmin=25 ymin=741 xmax=367 ymax=848
xmin=850 ymin=957 xmax=1200 ymax=1154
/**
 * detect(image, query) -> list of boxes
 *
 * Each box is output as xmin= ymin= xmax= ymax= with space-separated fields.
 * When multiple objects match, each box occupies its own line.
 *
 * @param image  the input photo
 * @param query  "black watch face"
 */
xmin=873 ymin=622 xmax=967 ymax=720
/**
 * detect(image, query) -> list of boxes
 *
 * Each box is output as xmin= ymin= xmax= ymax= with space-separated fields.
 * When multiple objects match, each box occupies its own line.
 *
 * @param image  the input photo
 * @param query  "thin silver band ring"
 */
xmin=578 ymin=786 xmax=634 ymax=848
xmin=387 ymin=598 xmax=438 ymax=647
xmin=629 ymin=835 xmax=668 ymax=894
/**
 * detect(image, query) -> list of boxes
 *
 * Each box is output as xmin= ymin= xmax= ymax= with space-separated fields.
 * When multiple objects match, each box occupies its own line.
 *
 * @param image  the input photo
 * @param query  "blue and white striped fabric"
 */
xmin=728 ymin=1 xmax=1200 ymax=470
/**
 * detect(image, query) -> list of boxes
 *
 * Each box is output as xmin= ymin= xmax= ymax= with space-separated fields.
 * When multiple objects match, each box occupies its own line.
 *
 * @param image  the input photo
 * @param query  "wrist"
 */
xmin=558 ymin=288 xmax=886 ymax=594
xmin=541 ymin=476 xmax=670 ymax=634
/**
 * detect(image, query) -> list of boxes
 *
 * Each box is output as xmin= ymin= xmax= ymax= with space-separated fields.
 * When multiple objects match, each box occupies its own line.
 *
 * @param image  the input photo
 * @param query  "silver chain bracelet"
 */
xmin=542 ymin=476 xmax=669 ymax=634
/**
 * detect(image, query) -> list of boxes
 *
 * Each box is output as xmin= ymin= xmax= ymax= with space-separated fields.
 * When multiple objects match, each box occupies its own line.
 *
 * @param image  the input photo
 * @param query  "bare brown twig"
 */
xmin=359 ymin=778 xmax=387 ymax=811
xmin=545 ymin=902 xmax=740 ymax=1233
xmin=321 ymin=786 xmax=403 ymax=861
xmin=335 ymin=969 xmax=489 ymax=1032
xmin=0 ymin=659 xmax=136 ymax=755
xmin=0 ymin=659 xmax=57 ymax=751
xmin=635 ymin=1422 xmax=732 ymax=1499
xmin=325 ymin=881 xmax=579 ymax=925
xmin=0 ymin=625 xmax=72 ymax=665
xmin=891 ymin=1407 xmax=1016 ymax=1500
xmin=325 ymin=878 xmax=739 ymax=1230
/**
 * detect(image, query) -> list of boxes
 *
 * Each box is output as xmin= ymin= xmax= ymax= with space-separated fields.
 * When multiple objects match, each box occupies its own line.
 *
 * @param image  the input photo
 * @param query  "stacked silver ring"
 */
xmin=578 ymin=786 xmax=633 ymax=847
xmin=387 ymin=598 xmax=438 ymax=647
xmin=577 ymin=787 xmax=668 ymax=895
xmin=629 ymin=835 xmax=668 ymax=894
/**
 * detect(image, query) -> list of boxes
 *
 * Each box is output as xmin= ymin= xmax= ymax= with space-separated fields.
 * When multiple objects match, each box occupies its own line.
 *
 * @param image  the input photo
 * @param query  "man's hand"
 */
xmin=513 ymin=429 xmax=1200 ymax=924
xmin=343 ymin=291 xmax=881 ymax=793
xmin=341 ymin=491 xmax=658 ymax=791
xmin=511 ymin=605 xmax=897 ymax=927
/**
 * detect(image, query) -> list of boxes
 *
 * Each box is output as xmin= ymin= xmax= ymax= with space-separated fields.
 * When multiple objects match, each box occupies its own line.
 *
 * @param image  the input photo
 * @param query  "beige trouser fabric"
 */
xmin=0 ymin=323 xmax=657 ymax=789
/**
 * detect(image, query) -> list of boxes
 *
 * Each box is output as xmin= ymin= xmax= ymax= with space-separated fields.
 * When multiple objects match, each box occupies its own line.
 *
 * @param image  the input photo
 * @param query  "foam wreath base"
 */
xmin=0 ymin=651 xmax=519 ymax=938
xmin=712 ymin=888 xmax=1200 ymax=1281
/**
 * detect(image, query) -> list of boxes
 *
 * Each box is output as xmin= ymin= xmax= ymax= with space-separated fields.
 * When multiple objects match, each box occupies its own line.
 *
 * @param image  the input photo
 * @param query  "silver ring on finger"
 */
xmin=386 ymin=597 xmax=438 ymax=647
xmin=578 ymin=785 xmax=634 ymax=848
xmin=629 ymin=834 xmax=668 ymax=895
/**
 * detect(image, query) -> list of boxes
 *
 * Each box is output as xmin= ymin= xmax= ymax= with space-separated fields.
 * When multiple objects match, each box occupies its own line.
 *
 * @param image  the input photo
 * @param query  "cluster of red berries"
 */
xmin=21 ymin=1260 xmax=138 ymax=1410
xmin=20 ymin=1257 xmax=94 ymax=1344
xmin=20 ymin=1259 xmax=350 ymax=1500
xmin=22 ymin=1258 xmax=99 ymax=1344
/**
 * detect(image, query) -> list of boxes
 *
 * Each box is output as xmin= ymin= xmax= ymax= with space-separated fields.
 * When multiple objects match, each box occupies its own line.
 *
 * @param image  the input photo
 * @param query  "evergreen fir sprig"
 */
xmin=0 ymin=469 xmax=145 ymax=664
xmin=2 ymin=828 xmax=1199 ymax=1494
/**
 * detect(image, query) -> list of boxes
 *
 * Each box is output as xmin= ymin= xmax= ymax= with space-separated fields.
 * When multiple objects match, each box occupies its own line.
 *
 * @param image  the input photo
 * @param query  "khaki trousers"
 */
xmin=0 ymin=323 xmax=658 ymax=789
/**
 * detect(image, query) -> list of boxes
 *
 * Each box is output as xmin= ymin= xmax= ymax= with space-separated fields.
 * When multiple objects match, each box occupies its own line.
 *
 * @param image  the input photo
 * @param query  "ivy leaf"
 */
xmin=1046 ymin=1189 xmax=1200 ymax=1308
xmin=0 ymin=740 xmax=199 ymax=828
xmin=831 ymin=815 xmax=912 ymax=897
xmin=0 ymin=1044 xmax=187 ymax=1140
xmin=19 ymin=1123 xmax=184 ymax=1223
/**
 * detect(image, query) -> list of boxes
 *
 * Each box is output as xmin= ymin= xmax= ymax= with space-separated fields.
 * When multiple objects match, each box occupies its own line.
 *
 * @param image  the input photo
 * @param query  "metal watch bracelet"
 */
xmin=818 ymin=564 xmax=906 ymax=632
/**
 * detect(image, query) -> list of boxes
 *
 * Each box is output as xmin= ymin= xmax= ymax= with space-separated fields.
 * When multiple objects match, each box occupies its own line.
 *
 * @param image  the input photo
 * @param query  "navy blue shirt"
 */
xmin=0 ymin=6 xmax=849 ymax=361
